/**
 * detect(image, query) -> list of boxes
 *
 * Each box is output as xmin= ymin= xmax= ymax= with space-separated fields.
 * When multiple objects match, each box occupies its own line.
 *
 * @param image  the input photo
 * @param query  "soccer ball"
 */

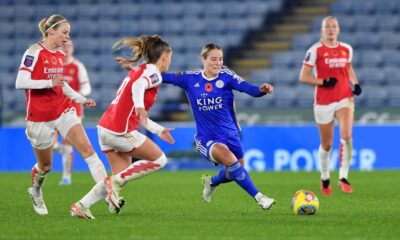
xmin=291 ymin=189 xmax=319 ymax=215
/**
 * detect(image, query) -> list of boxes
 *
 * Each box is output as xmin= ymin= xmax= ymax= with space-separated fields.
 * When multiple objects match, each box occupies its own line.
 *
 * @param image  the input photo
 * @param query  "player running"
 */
xmin=299 ymin=16 xmax=362 ymax=195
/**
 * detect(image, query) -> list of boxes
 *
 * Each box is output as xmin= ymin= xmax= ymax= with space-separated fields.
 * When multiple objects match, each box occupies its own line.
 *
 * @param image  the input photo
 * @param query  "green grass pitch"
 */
xmin=0 ymin=170 xmax=399 ymax=240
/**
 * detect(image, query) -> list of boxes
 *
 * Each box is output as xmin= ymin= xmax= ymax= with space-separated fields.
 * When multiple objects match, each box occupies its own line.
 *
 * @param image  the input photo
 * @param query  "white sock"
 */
xmin=79 ymin=181 xmax=107 ymax=209
xmin=84 ymin=154 xmax=107 ymax=183
xmin=339 ymin=139 xmax=352 ymax=180
xmin=61 ymin=144 xmax=73 ymax=180
xmin=319 ymin=145 xmax=331 ymax=180
xmin=114 ymin=154 xmax=167 ymax=186
xmin=32 ymin=164 xmax=47 ymax=194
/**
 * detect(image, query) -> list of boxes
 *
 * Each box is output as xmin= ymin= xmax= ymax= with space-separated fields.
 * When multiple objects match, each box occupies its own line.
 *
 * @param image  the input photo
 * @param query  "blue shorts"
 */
xmin=194 ymin=134 xmax=244 ymax=165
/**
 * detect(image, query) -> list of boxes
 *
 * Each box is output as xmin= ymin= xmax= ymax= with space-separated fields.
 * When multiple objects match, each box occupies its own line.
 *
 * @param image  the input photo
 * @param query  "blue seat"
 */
xmin=74 ymin=37 xmax=100 ymax=54
xmin=359 ymin=50 xmax=383 ymax=67
xmin=75 ymin=20 xmax=99 ymax=37
xmin=203 ymin=18 xmax=227 ymax=34
xmin=353 ymin=15 xmax=377 ymax=32
xmin=272 ymin=86 xmax=297 ymax=108
xmin=77 ymin=53 xmax=101 ymax=71
xmin=330 ymin=1 xmax=353 ymax=15
xmin=14 ymin=20 xmax=37 ymax=38
xmin=292 ymin=33 xmax=319 ymax=50
xmin=380 ymin=33 xmax=400 ymax=50
xmin=34 ymin=4 xmax=58 ymax=19
xmin=59 ymin=4 xmax=79 ymax=21
xmin=182 ymin=17 xmax=206 ymax=35
xmin=160 ymin=3 xmax=184 ymax=19
xmin=0 ymin=39 xmax=15 ymax=55
xmin=140 ymin=3 xmax=162 ymax=19
xmin=0 ymin=72 xmax=16 ymax=89
xmin=381 ymin=50 xmax=400 ymax=67
xmin=383 ymin=67 xmax=400 ymax=85
xmin=374 ymin=0 xmax=398 ymax=14
xmin=119 ymin=3 xmax=141 ymax=19
xmin=0 ymin=23 xmax=14 ymax=38
xmin=99 ymin=4 xmax=120 ymax=20
xmin=0 ymin=5 xmax=14 ymax=21
xmin=225 ymin=18 xmax=250 ymax=34
xmin=203 ymin=3 xmax=225 ymax=18
xmin=183 ymin=2 xmax=204 ymax=18
xmin=377 ymin=15 xmax=400 ymax=32
xmin=248 ymin=1 xmax=272 ymax=16
xmin=387 ymin=86 xmax=400 ymax=107
xmin=251 ymin=69 xmax=273 ymax=85
xmin=355 ymin=32 xmax=380 ymax=49
xmin=357 ymin=67 xmax=385 ymax=85
xmin=14 ymin=5 xmax=35 ymax=20
xmin=352 ymin=1 xmax=375 ymax=15
xmin=363 ymin=85 xmax=388 ymax=107
xmin=78 ymin=4 xmax=99 ymax=20
xmin=296 ymin=85 xmax=315 ymax=108
xmin=98 ymin=19 xmax=121 ymax=37
xmin=226 ymin=2 xmax=249 ymax=18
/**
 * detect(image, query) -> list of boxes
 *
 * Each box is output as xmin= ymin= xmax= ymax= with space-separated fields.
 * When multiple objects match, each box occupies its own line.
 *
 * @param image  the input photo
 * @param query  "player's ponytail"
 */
xmin=113 ymin=35 xmax=171 ymax=64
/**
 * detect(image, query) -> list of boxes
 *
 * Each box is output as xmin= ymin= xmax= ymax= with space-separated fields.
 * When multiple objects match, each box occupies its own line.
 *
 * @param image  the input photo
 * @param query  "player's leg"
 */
xmin=59 ymin=139 xmax=73 ymax=185
xmin=25 ymin=121 xmax=56 ymax=215
xmin=212 ymin=143 xmax=275 ymax=210
xmin=314 ymin=103 xmax=336 ymax=195
xmin=335 ymin=101 xmax=354 ymax=193
xmin=58 ymin=111 xmax=107 ymax=183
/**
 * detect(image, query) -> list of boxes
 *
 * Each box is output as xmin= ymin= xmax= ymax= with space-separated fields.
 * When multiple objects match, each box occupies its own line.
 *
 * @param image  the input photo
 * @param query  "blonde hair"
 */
xmin=200 ymin=43 xmax=222 ymax=59
xmin=321 ymin=16 xmax=339 ymax=28
xmin=38 ymin=14 xmax=68 ymax=39
xmin=113 ymin=35 xmax=171 ymax=64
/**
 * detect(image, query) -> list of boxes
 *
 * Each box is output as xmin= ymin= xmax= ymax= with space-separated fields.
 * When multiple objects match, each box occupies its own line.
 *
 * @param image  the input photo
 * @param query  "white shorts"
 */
xmin=25 ymin=108 xmax=80 ymax=149
xmin=314 ymin=98 xmax=355 ymax=124
xmin=97 ymin=128 xmax=147 ymax=153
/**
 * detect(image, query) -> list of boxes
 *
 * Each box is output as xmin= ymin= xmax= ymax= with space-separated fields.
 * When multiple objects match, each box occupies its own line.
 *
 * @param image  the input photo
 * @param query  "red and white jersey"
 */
xmin=303 ymin=41 xmax=353 ymax=105
xmin=17 ymin=42 xmax=73 ymax=122
xmin=63 ymin=57 xmax=91 ymax=117
xmin=98 ymin=63 xmax=162 ymax=135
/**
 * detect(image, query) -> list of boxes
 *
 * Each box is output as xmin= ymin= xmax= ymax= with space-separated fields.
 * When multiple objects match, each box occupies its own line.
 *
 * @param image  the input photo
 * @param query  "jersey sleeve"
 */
xmin=303 ymin=44 xmax=317 ymax=67
xmin=161 ymin=72 xmax=187 ymax=88
xmin=76 ymin=59 xmax=92 ymax=96
xmin=226 ymin=70 xmax=264 ymax=97
xmin=131 ymin=76 xmax=148 ymax=108
xmin=15 ymin=46 xmax=53 ymax=89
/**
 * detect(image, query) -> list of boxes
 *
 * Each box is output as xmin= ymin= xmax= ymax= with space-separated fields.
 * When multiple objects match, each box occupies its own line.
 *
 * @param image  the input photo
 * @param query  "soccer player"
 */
xmin=161 ymin=43 xmax=275 ymax=210
xmin=299 ymin=16 xmax=362 ymax=195
xmin=15 ymin=14 xmax=107 ymax=216
xmin=70 ymin=35 xmax=174 ymax=219
xmin=54 ymin=39 xmax=93 ymax=185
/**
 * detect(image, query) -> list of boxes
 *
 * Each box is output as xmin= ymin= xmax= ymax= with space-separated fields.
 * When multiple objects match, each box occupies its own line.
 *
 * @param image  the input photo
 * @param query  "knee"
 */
xmin=40 ymin=163 xmax=52 ymax=173
xmin=321 ymin=143 xmax=332 ymax=151
xmin=80 ymin=144 xmax=95 ymax=157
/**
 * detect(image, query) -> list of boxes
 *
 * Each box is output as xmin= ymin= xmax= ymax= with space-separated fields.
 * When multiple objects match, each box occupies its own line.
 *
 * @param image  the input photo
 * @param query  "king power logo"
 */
xmin=196 ymin=96 xmax=223 ymax=111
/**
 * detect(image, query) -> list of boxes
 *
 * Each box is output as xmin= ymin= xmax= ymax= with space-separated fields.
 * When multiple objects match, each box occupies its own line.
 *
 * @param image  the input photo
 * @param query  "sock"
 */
xmin=61 ymin=144 xmax=73 ymax=180
xmin=210 ymin=168 xmax=232 ymax=187
xmin=227 ymin=161 xmax=259 ymax=198
xmin=79 ymin=181 xmax=107 ymax=209
xmin=84 ymin=153 xmax=107 ymax=183
xmin=113 ymin=154 xmax=167 ymax=187
xmin=339 ymin=139 xmax=352 ymax=180
xmin=31 ymin=164 xmax=47 ymax=195
xmin=319 ymin=145 xmax=331 ymax=180
xmin=322 ymin=179 xmax=330 ymax=188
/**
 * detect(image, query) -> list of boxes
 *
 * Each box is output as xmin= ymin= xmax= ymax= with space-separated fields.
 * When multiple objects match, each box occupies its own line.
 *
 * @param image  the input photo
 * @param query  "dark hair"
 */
xmin=113 ymin=35 xmax=171 ymax=64
xmin=200 ymin=43 xmax=222 ymax=59
xmin=38 ymin=14 xmax=68 ymax=39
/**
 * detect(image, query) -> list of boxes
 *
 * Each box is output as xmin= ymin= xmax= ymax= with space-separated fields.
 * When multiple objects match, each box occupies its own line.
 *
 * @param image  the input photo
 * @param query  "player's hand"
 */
xmin=114 ymin=56 xmax=133 ymax=70
xmin=52 ymin=75 xmax=64 ymax=87
xmin=260 ymin=83 xmax=273 ymax=94
xmin=135 ymin=107 xmax=148 ymax=125
xmin=159 ymin=128 xmax=175 ymax=144
xmin=84 ymin=98 xmax=96 ymax=108
xmin=353 ymin=84 xmax=362 ymax=96
xmin=322 ymin=77 xmax=337 ymax=87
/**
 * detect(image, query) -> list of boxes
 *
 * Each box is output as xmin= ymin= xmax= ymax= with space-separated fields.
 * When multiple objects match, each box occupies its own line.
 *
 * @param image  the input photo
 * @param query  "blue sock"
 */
xmin=210 ymin=168 xmax=233 ymax=187
xmin=227 ymin=161 xmax=259 ymax=197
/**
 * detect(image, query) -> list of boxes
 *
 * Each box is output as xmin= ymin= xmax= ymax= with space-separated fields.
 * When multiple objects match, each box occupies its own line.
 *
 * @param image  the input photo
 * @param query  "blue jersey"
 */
xmin=162 ymin=69 xmax=264 ymax=139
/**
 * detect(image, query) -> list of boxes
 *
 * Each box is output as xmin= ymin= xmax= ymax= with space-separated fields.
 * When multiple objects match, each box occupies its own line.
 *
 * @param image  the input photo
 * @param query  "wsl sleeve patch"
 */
xmin=24 ymin=55 xmax=34 ymax=67
xmin=304 ymin=52 xmax=311 ymax=62
xmin=149 ymin=73 xmax=160 ymax=84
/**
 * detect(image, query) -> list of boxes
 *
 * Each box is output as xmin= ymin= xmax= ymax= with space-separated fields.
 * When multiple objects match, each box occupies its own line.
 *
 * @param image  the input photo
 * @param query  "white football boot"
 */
xmin=28 ymin=187 xmax=48 ymax=215
xmin=104 ymin=176 xmax=121 ymax=211
xmin=70 ymin=202 xmax=95 ymax=219
xmin=255 ymin=193 xmax=275 ymax=210
xmin=201 ymin=175 xmax=216 ymax=203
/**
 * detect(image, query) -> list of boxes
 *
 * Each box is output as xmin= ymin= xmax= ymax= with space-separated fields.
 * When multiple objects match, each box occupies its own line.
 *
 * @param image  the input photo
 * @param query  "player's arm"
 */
xmin=140 ymin=118 xmax=175 ymax=144
xmin=161 ymin=72 xmax=186 ymax=88
xmin=349 ymin=64 xmax=362 ymax=96
xmin=15 ymin=49 xmax=62 ymax=89
xmin=131 ymin=76 xmax=150 ymax=125
xmin=62 ymin=82 xmax=87 ymax=104
xmin=229 ymin=72 xmax=268 ymax=97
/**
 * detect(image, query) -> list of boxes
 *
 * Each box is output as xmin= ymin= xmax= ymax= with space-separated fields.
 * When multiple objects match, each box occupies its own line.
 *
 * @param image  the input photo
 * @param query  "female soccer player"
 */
xmin=161 ymin=43 xmax=275 ymax=210
xmin=70 ymin=35 xmax=174 ymax=219
xmin=15 ymin=14 xmax=107 ymax=215
xmin=55 ymin=39 xmax=93 ymax=185
xmin=299 ymin=16 xmax=362 ymax=195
